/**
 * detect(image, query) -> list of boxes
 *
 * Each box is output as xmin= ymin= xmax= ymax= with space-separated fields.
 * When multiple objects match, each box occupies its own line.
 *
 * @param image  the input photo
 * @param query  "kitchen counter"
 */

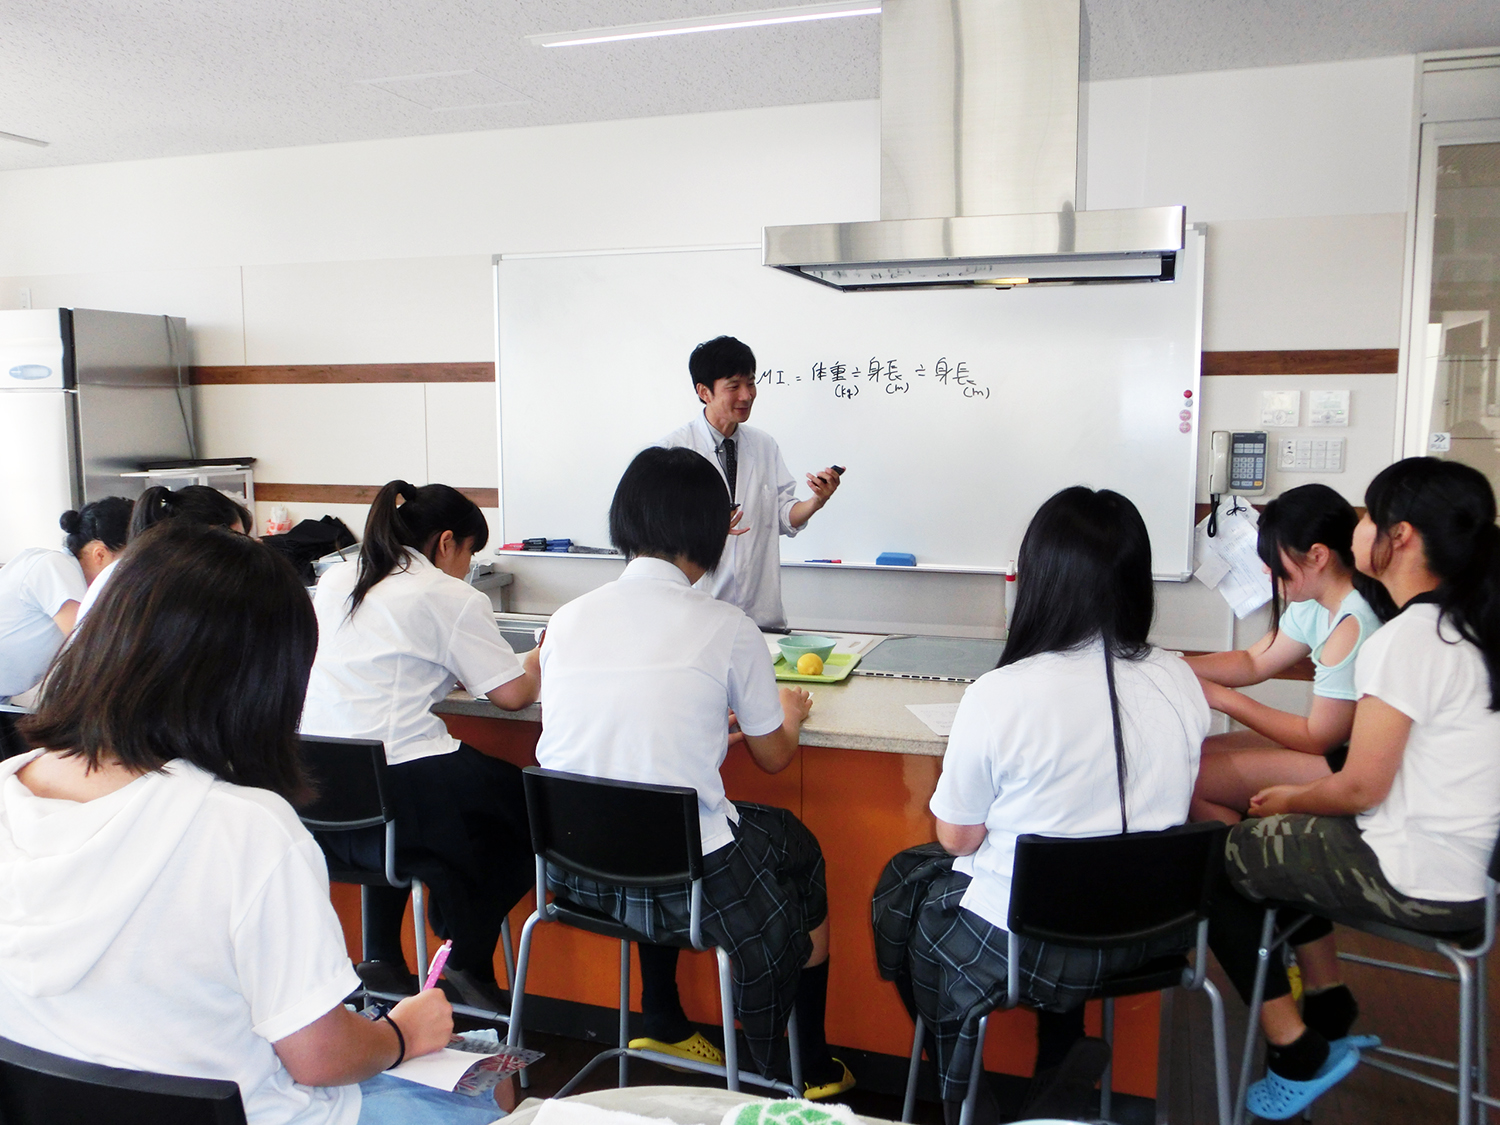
xmin=435 ymin=672 xmax=963 ymax=756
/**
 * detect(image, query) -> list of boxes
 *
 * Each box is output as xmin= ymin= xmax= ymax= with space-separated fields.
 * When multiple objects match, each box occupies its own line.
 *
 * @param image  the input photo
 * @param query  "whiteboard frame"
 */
xmin=492 ymin=227 xmax=1205 ymax=581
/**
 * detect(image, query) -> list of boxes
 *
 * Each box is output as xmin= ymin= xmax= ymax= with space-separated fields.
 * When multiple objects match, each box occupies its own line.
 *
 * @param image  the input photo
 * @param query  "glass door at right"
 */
xmin=1409 ymin=123 xmax=1500 ymax=490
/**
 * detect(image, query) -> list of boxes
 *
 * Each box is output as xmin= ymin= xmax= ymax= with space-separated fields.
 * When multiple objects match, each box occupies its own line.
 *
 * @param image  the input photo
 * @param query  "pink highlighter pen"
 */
xmin=422 ymin=940 xmax=453 ymax=991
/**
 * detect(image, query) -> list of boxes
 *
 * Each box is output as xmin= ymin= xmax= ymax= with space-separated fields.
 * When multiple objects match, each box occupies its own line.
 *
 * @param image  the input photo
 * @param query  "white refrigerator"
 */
xmin=0 ymin=308 xmax=195 ymax=562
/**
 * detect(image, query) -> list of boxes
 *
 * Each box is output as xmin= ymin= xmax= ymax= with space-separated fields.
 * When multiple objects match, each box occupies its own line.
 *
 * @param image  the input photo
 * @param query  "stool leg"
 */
xmin=1478 ymin=953 xmax=1489 ymax=1125
xmin=1201 ymin=977 xmax=1232 ymax=1125
xmin=1100 ymin=997 xmax=1114 ymax=1122
xmin=717 ymin=947 xmax=739 ymax=1092
xmin=902 ymin=1015 xmax=925 ymax=1123
xmin=359 ymin=886 xmax=374 ymax=964
xmin=411 ymin=880 xmax=429 ymax=983
xmin=619 ymin=940 xmax=631 ymax=1089
xmin=1235 ymin=908 xmax=1279 ymax=1125
xmin=788 ymin=1008 xmax=803 ymax=1096
xmin=1454 ymin=950 xmax=1476 ymax=1125
xmin=501 ymin=915 xmax=517 ymax=991
xmin=959 ymin=1014 xmax=990 ymax=1125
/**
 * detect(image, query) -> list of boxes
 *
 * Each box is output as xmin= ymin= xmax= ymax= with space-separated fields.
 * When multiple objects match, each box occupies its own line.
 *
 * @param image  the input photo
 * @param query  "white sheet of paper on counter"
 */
xmin=1193 ymin=504 xmax=1271 ymax=618
xmin=906 ymin=702 xmax=960 ymax=737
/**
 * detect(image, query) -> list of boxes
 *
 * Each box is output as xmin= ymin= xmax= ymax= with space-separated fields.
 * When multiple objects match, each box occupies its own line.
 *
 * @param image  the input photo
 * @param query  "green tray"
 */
xmin=773 ymin=651 xmax=861 ymax=684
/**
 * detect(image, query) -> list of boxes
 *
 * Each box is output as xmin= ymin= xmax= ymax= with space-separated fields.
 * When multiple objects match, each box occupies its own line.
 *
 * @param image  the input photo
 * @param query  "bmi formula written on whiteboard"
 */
xmin=757 ymin=357 xmax=992 ymax=401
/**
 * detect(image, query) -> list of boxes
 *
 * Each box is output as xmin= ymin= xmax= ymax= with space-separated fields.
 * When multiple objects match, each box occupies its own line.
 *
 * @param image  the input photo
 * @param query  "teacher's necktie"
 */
xmin=723 ymin=436 xmax=738 ymax=501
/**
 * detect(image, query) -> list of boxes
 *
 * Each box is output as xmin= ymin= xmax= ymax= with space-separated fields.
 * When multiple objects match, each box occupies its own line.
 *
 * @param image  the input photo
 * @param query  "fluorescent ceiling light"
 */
xmin=529 ymin=0 xmax=880 ymax=48
xmin=0 ymin=130 xmax=49 ymax=148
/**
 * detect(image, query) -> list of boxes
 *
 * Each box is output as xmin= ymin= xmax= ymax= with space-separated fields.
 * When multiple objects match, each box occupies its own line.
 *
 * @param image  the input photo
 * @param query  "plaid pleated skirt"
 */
xmin=872 ymin=843 xmax=1191 ymax=1099
xmin=548 ymin=801 xmax=827 ymax=1077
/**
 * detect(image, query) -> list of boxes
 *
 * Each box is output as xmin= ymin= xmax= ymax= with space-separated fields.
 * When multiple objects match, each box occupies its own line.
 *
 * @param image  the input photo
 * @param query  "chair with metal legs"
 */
xmin=900 ymin=822 xmax=1233 ymax=1125
xmin=505 ymin=767 xmax=802 ymax=1098
xmin=0 ymin=1033 xmax=246 ymax=1125
xmin=296 ymin=735 xmax=518 ymax=1028
xmin=1233 ymin=834 xmax=1500 ymax=1125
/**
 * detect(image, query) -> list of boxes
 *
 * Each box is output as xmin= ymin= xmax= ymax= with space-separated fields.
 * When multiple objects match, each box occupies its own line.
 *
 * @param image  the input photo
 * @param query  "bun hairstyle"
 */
xmin=60 ymin=496 xmax=134 ymax=555
xmin=1365 ymin=457 xmax=1500 ymax=709
xmin=129 ymin=485 xmax=252 ymax=541
xmin=1256 ymin=483 xmax=1396 ymax=630
xmin=22 ymin=521 xmax=317 ymax=804
xmin=350 ymin=480 xmax=489 ymax=613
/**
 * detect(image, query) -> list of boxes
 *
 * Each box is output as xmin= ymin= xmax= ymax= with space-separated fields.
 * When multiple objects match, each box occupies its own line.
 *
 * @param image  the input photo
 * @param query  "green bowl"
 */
xmin=777 ymin=635 xmax=838 ymax=666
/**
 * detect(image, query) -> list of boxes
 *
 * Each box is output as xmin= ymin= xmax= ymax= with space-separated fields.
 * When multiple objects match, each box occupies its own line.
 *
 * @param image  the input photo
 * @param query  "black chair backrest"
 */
xmin=0 ymin=1034 xmax=246 ymax=1125
xmin=296 ymin=736 xmax=390 ymax=832
xmin=522 ymin=767 xmax=704 ymax=887
xmin=1009 ymin=821 xmax=1227 ymax=948
xmin=0 ymin=705 xmax=32 ymax=762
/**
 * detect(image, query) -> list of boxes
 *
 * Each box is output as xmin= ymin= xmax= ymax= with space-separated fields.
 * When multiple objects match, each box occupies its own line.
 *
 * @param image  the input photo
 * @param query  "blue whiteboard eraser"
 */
xmin=876 ymin=551 xmax=917 ymax=567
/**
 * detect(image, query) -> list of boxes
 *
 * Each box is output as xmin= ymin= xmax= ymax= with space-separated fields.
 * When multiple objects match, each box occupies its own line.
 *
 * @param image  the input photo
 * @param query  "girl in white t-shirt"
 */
xmin=0 ymin=497 xmax=132 ymax=704
xmin=873 ymin=487 xmax=1210 ymax=1123
xmin=1209 ymin=457 xmax=1500 ymax=1119
xmin=301 ymin=481 xmax=540 ymax=1016
xmin=0 ymin=520 xmax=501 ymax=1125
xmin=1188 ymin=484 xmax=1393 ymax=824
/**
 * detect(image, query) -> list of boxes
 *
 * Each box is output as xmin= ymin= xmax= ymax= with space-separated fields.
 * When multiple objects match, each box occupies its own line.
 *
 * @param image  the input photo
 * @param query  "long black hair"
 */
xmin=1365 ymin=457 xmax=1500 ymax=710
xmin=129 ymin=485 xmax=252 ymax=540
xmin=22 ymin=522 xmax=317 ymax=803
xmin=1257 ymin=483 xmax=1396 ymax=629
xmin=350 ymin=480 xmax=489 ymax=613
xmin=60 ymin=497 xmax=133 ymax=555
xmin=1000 ymin=487 xmax=1155 ymax=831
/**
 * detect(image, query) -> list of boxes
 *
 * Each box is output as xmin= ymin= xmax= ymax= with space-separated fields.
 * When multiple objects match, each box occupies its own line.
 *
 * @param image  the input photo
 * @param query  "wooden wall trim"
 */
xmin=255 ymin=483 xmax=499 ymax=508
xmin=191 ymin=363 xmax=494 ymax=385
xmin=1201 ymin=349 xmax=1399 ymax=377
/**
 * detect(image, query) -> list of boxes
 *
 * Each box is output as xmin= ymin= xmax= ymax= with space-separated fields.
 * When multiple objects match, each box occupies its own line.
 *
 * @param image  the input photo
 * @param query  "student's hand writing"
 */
xmin=1247 ymin=783 xmax=1305 ymax=817
xmin=728 ymin=507 xmax=750 ymax=536
xmin=389 ymin=988 xmax=455 ymax=1060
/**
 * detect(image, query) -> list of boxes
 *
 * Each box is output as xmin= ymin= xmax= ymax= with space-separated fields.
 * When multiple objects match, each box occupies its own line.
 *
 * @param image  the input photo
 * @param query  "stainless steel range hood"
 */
xmin=764 ymin=0 xmax=1185 ymax=291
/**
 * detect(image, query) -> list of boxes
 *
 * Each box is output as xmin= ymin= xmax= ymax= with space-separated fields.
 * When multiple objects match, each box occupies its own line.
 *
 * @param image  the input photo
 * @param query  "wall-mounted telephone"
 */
xmin=1207 ymin=430 xmax=1267 ymax=536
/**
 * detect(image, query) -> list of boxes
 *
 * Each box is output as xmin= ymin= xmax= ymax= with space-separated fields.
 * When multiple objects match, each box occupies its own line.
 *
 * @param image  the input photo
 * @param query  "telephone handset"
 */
xmin=1207 ymin=431 xmax=1267 ymax=537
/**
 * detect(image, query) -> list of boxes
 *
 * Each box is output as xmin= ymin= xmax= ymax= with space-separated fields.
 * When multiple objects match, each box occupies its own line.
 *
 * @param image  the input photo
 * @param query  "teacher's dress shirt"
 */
xmin=657 ymin=412 xmax=801 ymax=629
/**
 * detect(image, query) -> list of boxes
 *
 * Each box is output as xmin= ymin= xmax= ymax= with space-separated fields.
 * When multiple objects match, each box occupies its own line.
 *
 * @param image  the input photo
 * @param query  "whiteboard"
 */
xmin=496 ymin=228 xmax=1204 ymax=578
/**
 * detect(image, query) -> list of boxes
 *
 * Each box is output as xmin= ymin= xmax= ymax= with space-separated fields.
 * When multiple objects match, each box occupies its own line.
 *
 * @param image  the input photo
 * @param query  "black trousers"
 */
xmin=318 ymin=743 xmax=534 ymax=977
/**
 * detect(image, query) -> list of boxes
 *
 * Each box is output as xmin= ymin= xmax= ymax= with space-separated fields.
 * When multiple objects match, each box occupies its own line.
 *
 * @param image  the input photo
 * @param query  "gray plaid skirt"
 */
xmin=873 ymin=843 xmax=1192 ymax=1099
xmin=548 ymin=802 xmax=827 ymax=1076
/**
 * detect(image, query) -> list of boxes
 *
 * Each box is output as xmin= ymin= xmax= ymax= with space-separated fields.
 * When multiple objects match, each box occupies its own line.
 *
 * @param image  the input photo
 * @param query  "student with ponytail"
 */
xmin=1208 ymin=458 xmax=1500 ymax=1119
xmin=75 ymin=484 xmax=252 ymax=625
xmin=301 ymin=481 xmax=540 ymax=1014
xmin=0 ymin=497 xmax=132 ymax=702
xmin=1188 ymin=484 xmax=1394 ymax=825
xmin=872 ymin=487 xmax=1209 ymax=1122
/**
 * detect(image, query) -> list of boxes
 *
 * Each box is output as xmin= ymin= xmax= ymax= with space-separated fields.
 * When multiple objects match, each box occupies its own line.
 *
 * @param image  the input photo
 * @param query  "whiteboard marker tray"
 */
xmin=773 ymin=652 xmax=861 ymax=684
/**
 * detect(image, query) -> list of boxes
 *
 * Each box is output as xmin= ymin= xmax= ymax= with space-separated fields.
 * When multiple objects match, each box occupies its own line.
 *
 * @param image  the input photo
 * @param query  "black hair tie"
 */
xmin=378 ymin=1010 xmax=406 ymax=1069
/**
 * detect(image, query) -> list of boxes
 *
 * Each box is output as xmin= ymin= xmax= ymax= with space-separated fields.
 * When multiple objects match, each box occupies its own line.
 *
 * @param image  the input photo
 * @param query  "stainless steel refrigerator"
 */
xmin=0 ymin=308 xmax=195 ymax=562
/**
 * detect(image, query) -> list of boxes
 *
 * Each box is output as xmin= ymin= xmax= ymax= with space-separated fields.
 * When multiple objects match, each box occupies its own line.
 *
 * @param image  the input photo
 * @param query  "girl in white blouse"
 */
xmin=1209 ymin=457 xmax=1500 ymax=1119
xmin=301 ymin=481 xmax=539 ymax=1015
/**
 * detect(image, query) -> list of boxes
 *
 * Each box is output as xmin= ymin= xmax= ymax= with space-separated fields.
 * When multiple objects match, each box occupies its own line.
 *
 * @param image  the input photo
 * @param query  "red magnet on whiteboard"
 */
xmin=1179 ymin=421 xmax=1192 ymax=433
xmin=1183 ymin=390 xmax=1193 ymax=398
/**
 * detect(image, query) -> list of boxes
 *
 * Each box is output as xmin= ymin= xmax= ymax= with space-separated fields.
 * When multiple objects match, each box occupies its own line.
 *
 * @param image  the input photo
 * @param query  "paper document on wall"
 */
xmin=1193 ymin=504 xmax=1271 ymax=618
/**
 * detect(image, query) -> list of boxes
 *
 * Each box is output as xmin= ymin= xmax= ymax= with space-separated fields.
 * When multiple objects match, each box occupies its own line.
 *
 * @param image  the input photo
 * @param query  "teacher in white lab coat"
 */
xmin=657 ymin=336 xmax=842 ymax=630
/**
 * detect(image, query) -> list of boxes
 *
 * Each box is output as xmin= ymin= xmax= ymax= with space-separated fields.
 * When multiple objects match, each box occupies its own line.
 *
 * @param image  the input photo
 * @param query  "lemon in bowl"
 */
xmin=777 ymin=635 xmax=837 ymax=671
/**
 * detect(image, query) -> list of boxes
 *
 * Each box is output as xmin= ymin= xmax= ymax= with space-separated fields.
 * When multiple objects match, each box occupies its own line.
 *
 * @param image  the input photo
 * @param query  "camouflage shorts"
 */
xmin=1226 ymin=814 xmax=1485 ymax=933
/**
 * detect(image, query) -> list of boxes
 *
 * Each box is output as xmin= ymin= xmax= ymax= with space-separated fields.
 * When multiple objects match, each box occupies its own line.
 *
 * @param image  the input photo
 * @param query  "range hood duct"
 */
xmin=764 ymin=0 xmax=1185 ymax=290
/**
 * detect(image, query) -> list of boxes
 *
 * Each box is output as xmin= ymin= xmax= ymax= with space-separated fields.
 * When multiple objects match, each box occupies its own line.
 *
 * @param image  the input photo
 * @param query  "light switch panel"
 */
xmin=1278 ymin=437 xmax=1346 ymax=472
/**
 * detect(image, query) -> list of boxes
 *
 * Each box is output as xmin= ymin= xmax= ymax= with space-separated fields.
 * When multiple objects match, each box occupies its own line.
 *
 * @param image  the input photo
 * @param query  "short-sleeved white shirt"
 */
xmin=657 ymin=414 xmax=802 ymax=630
xmin=535 ymin=556 xmax=785 ymax=854
xmin=301 ymin=551 xmax=525 ymax=766
xmin=0 ymin=753 xmax=362 ymax=1125
xmin=930 ymin=642 xmax=1210 ymax=930
xmin=74 ymin=558 xmax=117 ymax=625
xmin=1355 ymin=603 xmax=1500 ymax=902
xmin=1278 ymin=588 xmax=1385 ymax=701
xmin=0 ymin=548 xmax=87 ymax=697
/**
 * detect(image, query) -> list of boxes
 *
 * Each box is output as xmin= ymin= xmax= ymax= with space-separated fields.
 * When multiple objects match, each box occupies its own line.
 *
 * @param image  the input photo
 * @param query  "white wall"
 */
xmin=0 ymin=56 xmax=1419 ymax=663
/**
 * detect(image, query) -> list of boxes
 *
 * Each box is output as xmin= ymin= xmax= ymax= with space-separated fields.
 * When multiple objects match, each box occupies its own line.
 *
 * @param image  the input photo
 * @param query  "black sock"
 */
xmin=794 ymin=961 xmax=841 ymax=1084
xmin=637 ymin=944 xmax=693 ymax=1043
xmin=1034 ymin=1007 xmax=1087 ymax=1073
xmin=1266 ymin=1028 xmax=1330 ymax=1081
xmin=361 ymin=886 xmax=413 ymax=967
xmin=1302 ymin=984 xmax=1358 ymax=1042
